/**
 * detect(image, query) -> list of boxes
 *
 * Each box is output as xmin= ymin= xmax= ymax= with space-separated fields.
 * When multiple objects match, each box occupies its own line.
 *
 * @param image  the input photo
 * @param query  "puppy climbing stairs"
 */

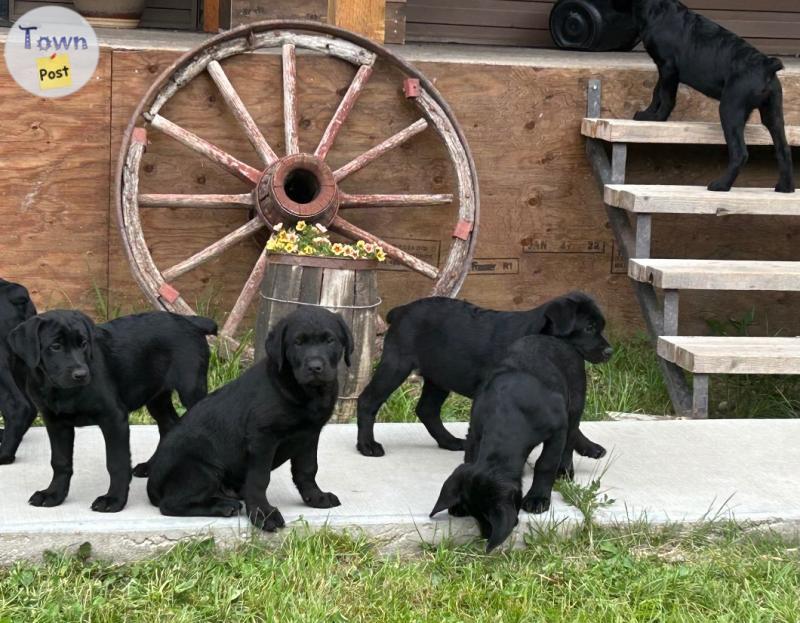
xmin=583 ymin=79 xmax=800 ymax=419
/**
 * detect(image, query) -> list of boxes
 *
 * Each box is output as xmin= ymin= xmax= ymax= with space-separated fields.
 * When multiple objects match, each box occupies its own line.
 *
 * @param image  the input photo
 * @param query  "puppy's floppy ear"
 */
xmin=543 ymin=296 xmax=578 ymax=336
xmin=430 ymin=469 xmax=464 ymax=517
xmin=485 ymin=489 xmax=522 ymax=553
xmin=265 ymin=318 xmax=288 ymax=372
xmin=7 ymin=316 xmax=43 ymax=369
xmin=334 ymin=314 xmax=354 ymax=367
xmin=76 ymin=312 xmax=96 ymax=361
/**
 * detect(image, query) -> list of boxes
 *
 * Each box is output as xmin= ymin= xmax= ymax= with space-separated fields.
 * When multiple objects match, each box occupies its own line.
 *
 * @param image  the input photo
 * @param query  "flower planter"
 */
xmin=73 ymin=0 xmax=147 ymax=29
xmin=254 ymin=253 xmax=381 ymax=422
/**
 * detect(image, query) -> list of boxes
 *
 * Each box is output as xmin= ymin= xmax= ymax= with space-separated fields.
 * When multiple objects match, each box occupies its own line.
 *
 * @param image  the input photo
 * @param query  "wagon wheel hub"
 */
xmin=256 ymin=153 xmax=339 ymax=228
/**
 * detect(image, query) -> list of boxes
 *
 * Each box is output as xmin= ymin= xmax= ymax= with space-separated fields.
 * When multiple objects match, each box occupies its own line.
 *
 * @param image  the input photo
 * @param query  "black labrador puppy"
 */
xmin=356 ymin=292 xmax=611 ymax=459
xmin=147 ymin=307 xmax=353 ymax=531
xmin=0 ymin=279 xmax=38 ymax=464
xmin=431 ymin=332 xmax=612 ymax=552
xmin=614 ymin=0 xmax=794 ymax=193
xmin=8 ymin=310 xmax=216 ymax=512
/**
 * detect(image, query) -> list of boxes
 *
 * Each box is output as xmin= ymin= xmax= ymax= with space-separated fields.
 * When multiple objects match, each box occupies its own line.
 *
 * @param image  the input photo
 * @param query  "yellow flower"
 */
xmin=277 ymin=230 xmax=288 ymax=243
xmin=375 ymin=249 xmax=386 ymax=262
xmin=302 ymin=245 xmax=315 ymax=255
xmin=285 ymin=242 xmax=298 ymax=254
xmin=312 ymin=236 xmax=329 ymax=245
xmin=266 ymin=238 xmax=277 ymax=251
xmin=331 ymin=243 xmax=344 ymax=256
xmin=356 ymin=240 xmax=366 ymax=250
xmin=296 ymin=220 xmax=307 ymax=232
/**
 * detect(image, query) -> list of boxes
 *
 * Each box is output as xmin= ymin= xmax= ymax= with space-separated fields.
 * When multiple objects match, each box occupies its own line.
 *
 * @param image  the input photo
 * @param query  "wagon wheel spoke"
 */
xmin=162 ymin=217 xmax=265 ymax=282
xmin=339 ymin=193 xmax=453 ymax=208
xmin=148 ymin=114 xmax=261 ymax=184
xmin=330 ymin=215 xmax=439 ymax=279
xmin=333 ymin=119 xmax=428 ymax=182
xmin=207 ymin=60 xmax=279 ymax=167
xmin=220 ymin=247 xmax=269 ymax=340
xmin=314 ymin=64 xmax=374 ymax=160
xmin=139 ymin=193 xmax=254 ymax=209
xmin=282 ymin=43 xmax=300 ymax=155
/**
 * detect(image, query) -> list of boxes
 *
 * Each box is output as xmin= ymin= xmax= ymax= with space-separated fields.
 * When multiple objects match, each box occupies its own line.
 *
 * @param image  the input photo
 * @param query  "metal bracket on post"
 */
xmin=663 ymin=290 xmax=679 ymax=336
xmin=692 ymin=374 xmax=709 ymax=419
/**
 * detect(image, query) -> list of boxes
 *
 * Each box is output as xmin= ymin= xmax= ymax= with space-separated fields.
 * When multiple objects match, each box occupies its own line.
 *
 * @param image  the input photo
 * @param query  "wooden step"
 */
xmin=629 ymin=259 xmax=800 ymax=291
xmin=582 ymin=118 xmax=800 ymax=146
xmin=605 ymin=185 xmax=800 ymax=216
xmin=658 ymin=336 xmax=800 ymax=374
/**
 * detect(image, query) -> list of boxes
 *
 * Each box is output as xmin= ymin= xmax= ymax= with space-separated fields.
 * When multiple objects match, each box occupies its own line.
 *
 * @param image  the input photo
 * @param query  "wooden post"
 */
xmin=203 ymin=0 xmax=221 ymax=32
xmin=328 ymin=0 xmax=386 ymax=42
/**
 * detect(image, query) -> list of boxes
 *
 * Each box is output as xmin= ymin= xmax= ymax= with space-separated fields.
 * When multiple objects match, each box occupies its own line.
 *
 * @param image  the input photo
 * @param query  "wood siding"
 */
xmin=9 ymin=0 xmax=199 ymax=30
xmin=406 ymin=0 xmax=800 ymax=56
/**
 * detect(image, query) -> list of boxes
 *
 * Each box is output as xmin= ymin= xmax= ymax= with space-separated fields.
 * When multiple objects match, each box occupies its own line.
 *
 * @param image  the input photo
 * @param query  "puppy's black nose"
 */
xmin=306 ymin=359 xmax=324 ymax=374
xmin=72 ymin=368 xmax=89 ymax=382
xmin=602 ymin=347 xmax=614 ymax=359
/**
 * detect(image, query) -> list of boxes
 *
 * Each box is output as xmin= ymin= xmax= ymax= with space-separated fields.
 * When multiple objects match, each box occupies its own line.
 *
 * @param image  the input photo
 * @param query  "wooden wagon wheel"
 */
xmin=116 ymin=20 xmax=479 ymax=351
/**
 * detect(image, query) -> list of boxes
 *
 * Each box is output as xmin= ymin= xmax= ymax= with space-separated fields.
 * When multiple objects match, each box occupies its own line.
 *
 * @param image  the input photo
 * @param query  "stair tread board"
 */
xmin=658 ymin=336 xmax=800 ymax=374
xmin=629 ymin=259 xmax=800 ymax=291
xmin=605 ymin=184 xmax=800 ymax=215
xmin=583 ymin=118 xmax=800 ymax=146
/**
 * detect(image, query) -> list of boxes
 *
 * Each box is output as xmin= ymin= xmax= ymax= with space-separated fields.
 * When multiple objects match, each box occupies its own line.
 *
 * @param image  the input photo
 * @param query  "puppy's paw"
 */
xmin=633 ymin=110 xmax=658 ymax=121
xmin=212 ymin=499 xmax=242 ymax=517
xmin=437 ymin=437 xmax=466 ymax=452
xmin=775 ymin=181 xmax=795 ymax=193
xmin=707 ymin=179 xmax=732 ymax=192
xmin=132 ymin=462 xmax=150 ymax=478
xmin=356 ymin=440 xmax=385 ymax=457
xmin=0 ymin=454 xmax=16 ymax=465
xmin=556 ymin=465 xmax=575 ymax=481
xmin=250 ymin=507 xmax=285 ymax=532
xmin=29 ymin=489 xmax=66 ymax=507
xmin=303 ymin=490 xmax=341 ymax=509
xmin=521 ymin=495 xmax=551 ymax=514
xmin=91 ymin=495 xmax=127 ymax=513
xmin=448 ymin=502 xmax=469 ymax=517
xmin=577 ymin=442 xmax=607 ymax=460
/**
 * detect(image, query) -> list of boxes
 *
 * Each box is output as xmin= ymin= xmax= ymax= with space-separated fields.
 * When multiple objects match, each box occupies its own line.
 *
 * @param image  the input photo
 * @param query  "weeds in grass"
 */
xmin=1 ymin=524 xmax=798 ymax=622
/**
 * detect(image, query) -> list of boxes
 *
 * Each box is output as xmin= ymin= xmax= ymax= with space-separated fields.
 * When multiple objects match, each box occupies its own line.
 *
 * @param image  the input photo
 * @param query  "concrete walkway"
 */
xmin=1 ymin=420 xmax=799 ymax=562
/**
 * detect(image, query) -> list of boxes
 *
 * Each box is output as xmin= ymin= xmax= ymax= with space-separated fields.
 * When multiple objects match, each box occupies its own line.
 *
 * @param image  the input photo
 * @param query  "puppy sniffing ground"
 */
xmin=615 ymin=0 xmax=794 ymax=193
xmin=431 ymin=326 xmax=613 ymax=552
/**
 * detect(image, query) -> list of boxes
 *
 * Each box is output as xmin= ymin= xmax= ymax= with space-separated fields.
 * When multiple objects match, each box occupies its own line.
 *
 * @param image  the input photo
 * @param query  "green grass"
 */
xmin=0 ymin=523 xmax=797 ymax=622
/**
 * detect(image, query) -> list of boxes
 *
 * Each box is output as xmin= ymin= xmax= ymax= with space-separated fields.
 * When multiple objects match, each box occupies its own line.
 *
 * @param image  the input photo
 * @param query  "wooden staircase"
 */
xmin=583 ymin=79 xmax=800 ymax=418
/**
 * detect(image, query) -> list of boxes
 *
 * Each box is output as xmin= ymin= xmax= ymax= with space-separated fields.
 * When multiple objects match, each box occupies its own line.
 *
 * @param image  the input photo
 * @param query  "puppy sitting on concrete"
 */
xmin=430 ymin=327 xmax=612 ymax=552
xmin=147 ymin=307 xmax=353 ymax=531
xmin=614 ymin=0 xmax=794 ymax=193
xmin=0 ymin=278 xmax=37 ymax=464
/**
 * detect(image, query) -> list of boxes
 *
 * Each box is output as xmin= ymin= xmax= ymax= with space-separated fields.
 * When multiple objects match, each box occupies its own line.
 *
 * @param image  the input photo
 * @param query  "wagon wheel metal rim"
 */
xmin=116 ymin=20 xmax=480 ymax=352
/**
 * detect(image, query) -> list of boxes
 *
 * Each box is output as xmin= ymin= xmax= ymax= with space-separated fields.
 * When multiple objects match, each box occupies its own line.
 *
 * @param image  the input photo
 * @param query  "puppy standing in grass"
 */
xmin=147 ymin=307 xmax=352 ymax=531
xmin=614 ymin=0 xmax=794 ymax=193
xmin=431 ymin=328 xmax=613 ymax=552
xmin=8 ymin=310 xmax=216 ymax=512
xmin=0 ymin=278 xmax=37 ymax=464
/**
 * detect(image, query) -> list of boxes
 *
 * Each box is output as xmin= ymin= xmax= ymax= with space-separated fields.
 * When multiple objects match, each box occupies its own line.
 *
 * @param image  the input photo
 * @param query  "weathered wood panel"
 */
xmin=0 ymin=50 xmax=111 ymax=313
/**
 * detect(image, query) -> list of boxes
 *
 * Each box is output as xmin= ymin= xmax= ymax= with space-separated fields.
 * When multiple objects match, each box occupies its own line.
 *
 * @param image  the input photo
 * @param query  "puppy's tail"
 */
xmin=766 ymin=57 xmax=784 ymax=75
xmin=185 ymin=315 xmax=219 ymax=336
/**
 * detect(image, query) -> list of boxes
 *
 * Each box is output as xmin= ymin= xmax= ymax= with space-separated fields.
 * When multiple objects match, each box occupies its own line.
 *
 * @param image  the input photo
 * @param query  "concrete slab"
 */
xmin=1 ymin=420 xmax=799 ymax=562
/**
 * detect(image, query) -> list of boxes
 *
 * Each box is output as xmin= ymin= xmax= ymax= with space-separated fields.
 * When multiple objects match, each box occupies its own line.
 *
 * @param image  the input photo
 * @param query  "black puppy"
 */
xmin=614 ymin=0 xmax=794 ymax=193
xmin=0 ymin=279 xmax=38 ymax=464
xmin=431 ymin=331 xmax=612 ymax=552
xmin=8 ymin=310 xmax=216 ymax=512
xmin=147 ymin=307 xmax=353 ymax=531
xmin=356 ymin=292 xmax=611 ymax=459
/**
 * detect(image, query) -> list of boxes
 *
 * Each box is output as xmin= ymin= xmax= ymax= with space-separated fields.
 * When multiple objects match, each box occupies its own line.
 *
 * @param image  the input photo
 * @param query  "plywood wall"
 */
xmin=1 ymin=45 xmax=799 ymax=338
